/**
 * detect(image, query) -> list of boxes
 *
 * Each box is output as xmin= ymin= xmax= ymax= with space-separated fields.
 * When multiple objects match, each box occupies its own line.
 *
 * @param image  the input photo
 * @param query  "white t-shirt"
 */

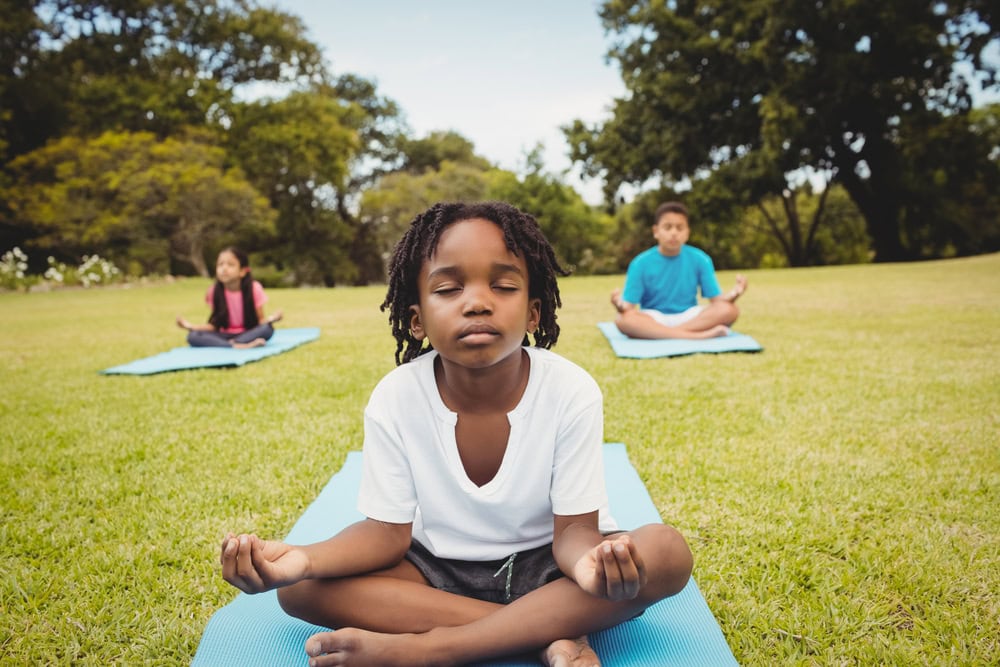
xmin=358 ymin=346 xmax=617 ymax=561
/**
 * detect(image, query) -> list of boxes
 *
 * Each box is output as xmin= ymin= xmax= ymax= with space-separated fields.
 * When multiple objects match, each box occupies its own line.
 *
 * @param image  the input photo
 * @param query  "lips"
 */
xmin=458 ymin=323 xmax=500 ymax=341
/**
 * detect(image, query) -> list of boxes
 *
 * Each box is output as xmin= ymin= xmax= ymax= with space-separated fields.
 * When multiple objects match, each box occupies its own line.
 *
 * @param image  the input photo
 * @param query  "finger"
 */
xmin=599 ymin=541 xmax=623 ymax=598
xmin=221 ymin=534 xmax=253 ymax=593
xmin=235 ymin=534 xmax=267 ymax=592
xmin=611 ymin=539 xmax=642 ymax=599
xmin=219 ymin=532 xmax=234 ymax=566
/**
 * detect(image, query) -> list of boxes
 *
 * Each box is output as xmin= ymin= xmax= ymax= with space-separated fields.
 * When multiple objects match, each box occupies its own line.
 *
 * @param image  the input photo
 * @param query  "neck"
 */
xmin=435 ymin=349 xmax=529 ymax=414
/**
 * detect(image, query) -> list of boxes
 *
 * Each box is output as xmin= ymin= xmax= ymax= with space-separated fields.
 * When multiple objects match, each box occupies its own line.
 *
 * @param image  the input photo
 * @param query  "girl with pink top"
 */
xmin=176 ymin=246 xmax=282 ymax=348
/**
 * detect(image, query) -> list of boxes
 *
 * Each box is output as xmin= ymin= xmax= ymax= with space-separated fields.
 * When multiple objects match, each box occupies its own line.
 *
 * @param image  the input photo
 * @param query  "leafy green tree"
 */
xmin=485 ymin=148 xmax=615 ymax=274
xmin=0 ymin=0 xmax=323 ymax=257
xmin=4 ymin=1 xmax=323 ymax=149
xmin=567 ymin=0 xmax=998 ymax=262
xmin=397 ymin=131 xmax=493 ymax=174
xmin=318 ymin=75 xmax=408 ymax=284
xmin=3 ymin=131 xmax=274 ymax=275
xmin=224 ymin=90 xmax=360 ymax=285
xmin=360 ymin=160 xmax=493 ymax=272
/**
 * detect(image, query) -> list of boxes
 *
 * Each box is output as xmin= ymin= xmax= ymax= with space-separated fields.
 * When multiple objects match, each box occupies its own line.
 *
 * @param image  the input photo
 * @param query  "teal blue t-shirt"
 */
xmin=621 ymin=245 xmax=721 ymax=314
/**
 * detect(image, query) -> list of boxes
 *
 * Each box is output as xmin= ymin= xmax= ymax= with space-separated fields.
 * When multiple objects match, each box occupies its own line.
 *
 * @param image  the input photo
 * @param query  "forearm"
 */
xmin=300 ymin=518 xmax=411 ymax=580
xmin=552 ymin=513 xmax=603 ymax=580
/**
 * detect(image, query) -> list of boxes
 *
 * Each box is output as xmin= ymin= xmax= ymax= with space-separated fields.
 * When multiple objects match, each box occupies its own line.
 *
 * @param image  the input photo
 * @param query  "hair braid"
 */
xmin=380 ymin=201 xmax=569 ymax=365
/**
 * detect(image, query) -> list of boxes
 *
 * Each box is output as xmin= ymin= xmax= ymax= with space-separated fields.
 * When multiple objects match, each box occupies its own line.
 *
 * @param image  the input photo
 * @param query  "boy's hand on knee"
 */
xmin=574 ymin=534 xmax=647 ymax=601
xmin=220 ymin=532 xmax=309 ymax=594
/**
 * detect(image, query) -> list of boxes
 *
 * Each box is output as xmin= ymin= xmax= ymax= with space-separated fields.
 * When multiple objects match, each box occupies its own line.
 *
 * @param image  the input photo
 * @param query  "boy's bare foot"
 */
xmin=305 ymin=628 xmax=432 ymax=667
xmin=702 ymin=325 xmax=730 ymax=338
xmin=542 ymin=636 xmax=601 ymax=667
xmin=232 ymin=338 xmax=266 ymax=349
xmin=610 ymin=288 xmax=625 ymax=313
xmin=266 ymin=309 xmax=284 ymax=325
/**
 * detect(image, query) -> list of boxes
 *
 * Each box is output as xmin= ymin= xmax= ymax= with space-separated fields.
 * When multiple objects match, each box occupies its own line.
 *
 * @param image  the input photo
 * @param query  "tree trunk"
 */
xmin=189 ymin=235 xmax=209 ymax=277
xmin=833 ymin=140 xmax=910 ymax=263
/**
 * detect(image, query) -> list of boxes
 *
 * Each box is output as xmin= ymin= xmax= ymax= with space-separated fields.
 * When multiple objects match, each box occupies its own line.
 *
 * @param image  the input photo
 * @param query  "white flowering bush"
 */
xmin=1 ymin=247 xmax=124 ymax=290
xmin=1 ymin=247 xmax=30 ymax=290
xmin=76 ymin=254 xmax=121 ymax=287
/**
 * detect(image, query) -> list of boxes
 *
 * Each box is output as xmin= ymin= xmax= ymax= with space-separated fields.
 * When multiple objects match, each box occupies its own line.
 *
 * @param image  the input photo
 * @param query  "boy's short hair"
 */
xmin=381 ymin=201 xmax=569 ymax=365
xmin=654 ymin=201 xmax=689 ymax=224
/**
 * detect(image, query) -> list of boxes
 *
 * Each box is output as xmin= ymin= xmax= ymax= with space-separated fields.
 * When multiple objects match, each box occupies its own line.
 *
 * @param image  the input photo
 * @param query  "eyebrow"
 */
xmin=426 ymin=262 xmax=525 ymax=281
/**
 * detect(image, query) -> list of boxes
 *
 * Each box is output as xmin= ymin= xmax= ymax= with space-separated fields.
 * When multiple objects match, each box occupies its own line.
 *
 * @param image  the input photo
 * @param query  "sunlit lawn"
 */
xmin=3 ymin=254 xmax=998 ymax=665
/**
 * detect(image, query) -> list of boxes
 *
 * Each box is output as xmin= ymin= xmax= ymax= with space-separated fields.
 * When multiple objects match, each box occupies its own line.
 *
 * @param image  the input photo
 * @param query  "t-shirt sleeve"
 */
xmin=252 ymin=280 xmax=268 ymax=308
xmin=698 ymin=252 xmax=722 ymax=299
xmin=357 ymin=403 xmax=418 ymax=524
xmin=621 ymin=256 xmax=645 ymax=306
xmin=549 ymin=382 xmax=607 ymax=517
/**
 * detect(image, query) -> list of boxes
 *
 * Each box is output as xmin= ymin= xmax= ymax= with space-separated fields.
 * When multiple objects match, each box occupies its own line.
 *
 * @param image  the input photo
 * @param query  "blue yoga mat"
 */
xmin=598 ymin=321 xmax=762 ymax=359
xmin=100 ymin=327 xmax=321 ymax=375
xmin=192 ymin=443 xmax=738 ymax=667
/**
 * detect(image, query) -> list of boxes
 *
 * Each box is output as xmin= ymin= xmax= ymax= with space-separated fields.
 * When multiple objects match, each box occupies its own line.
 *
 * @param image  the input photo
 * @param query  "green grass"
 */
xmin=3 ymin=255 xmax=998 ymax=665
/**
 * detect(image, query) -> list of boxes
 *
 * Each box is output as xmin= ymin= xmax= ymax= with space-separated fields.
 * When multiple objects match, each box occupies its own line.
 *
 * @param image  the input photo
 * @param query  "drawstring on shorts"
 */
xmin=493 ymin=552 xmax=517 ymax=601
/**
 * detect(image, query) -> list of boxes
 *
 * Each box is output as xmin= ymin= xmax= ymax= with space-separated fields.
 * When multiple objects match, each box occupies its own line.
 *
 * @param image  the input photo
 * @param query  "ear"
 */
xmin=239 ymin=266 xmax=251 ymax=277
xmin=409 ymin=305 xmax=426 ymax=341
xmin=526 ymin=298 xmax=541 ymax=335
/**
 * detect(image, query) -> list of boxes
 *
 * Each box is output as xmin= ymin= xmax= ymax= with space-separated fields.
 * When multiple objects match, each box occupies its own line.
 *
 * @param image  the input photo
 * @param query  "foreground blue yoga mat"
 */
xmin=192 ymin=443 xmax=738 ymax=667
xmin=100 ymin=327 xmax=320 ymax=375
xmin=598 ymin=321 xmax=762 ymax=359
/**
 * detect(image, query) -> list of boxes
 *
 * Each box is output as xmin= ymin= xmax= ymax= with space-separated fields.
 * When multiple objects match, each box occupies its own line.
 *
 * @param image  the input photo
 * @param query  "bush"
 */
xmin=1 ymin=247 xmax=123 ymax=291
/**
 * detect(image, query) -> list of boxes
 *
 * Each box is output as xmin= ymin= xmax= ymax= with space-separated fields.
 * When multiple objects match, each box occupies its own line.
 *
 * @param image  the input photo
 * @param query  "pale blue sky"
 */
xmin=268 ymin=1 xmax=624 ymax=202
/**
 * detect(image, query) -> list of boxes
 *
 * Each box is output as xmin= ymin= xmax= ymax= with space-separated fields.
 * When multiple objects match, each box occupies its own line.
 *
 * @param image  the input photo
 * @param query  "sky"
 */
xmin=266 ymin=1 xmax=625 ymax=203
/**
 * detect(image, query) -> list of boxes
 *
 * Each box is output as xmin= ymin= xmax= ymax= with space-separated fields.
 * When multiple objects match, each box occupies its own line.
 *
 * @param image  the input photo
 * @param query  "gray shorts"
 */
xmin=404 ymin=539 xmax=563 ymax=604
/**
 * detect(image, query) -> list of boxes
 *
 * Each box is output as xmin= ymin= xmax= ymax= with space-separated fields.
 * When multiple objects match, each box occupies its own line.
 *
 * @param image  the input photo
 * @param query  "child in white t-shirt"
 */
xmin=220 ymin=201 xmax=693 ymax=666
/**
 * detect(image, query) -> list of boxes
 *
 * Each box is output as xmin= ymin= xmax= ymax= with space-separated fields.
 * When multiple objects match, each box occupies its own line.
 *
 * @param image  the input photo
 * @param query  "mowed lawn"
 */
xmin=2 ymin=254 xmax=998 ymax=665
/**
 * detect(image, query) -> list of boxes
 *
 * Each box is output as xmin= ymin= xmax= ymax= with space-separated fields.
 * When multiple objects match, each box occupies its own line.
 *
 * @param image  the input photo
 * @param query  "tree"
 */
xmin=397 ymin=131 xmax=493 ymax=174
xmin=0 ymin=0 xmax=324 ymax=256
xmin=566 ymin=0 xmax=999 ymax=262
xmin=3 ymin=1 xmax=324 ymax=152
xmin=360 ymin=160 xmax=494 ymax=273
xmin=2 ymin=131 xmax=274 ymax=275
xmin=485 ymin=147 xmax=616 ymax=274
xmin=224 ymin=90 xmax=359 ymax=285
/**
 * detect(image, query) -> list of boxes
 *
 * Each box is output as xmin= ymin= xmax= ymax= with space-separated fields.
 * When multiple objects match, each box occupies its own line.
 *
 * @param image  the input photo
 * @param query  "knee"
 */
xmin=722 ymin=301 xmax=740 ymax=323
xmin=276 ymin=580 xmax=315 ymax=621
xmin=639 ymin=524 xmax=694 ymax=601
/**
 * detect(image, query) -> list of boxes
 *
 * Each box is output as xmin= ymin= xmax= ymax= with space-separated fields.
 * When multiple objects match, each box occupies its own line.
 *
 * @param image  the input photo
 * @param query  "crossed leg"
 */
xmin=277 ymin=523 xmax=692 ymax=666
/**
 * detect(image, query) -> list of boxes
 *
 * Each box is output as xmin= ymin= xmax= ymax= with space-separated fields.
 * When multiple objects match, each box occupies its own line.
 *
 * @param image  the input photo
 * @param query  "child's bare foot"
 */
xmin=702 ymin=325 xmax=730 ymax=338
xmin=266 ymin=309 xmax=284 ymax=325
xmin=232 ymin=338 xmax=266 ymax=349
xmin=542 ymin=636 xmax=601 ymax=667
xmin=610 ymin=288 xmax=625 ymax=313
xmin=305 ymin=628 xmax=431 ymax=667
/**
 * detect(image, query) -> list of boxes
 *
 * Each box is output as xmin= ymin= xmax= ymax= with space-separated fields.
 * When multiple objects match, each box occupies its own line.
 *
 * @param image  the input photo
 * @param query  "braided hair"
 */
xmin=208 ymin=246 xmax=258 ymax=331
xmin=381 ymin=201 xmax=569 ymax=365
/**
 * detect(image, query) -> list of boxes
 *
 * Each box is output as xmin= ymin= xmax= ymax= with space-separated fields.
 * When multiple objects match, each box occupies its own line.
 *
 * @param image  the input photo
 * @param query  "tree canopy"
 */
xmin=567 ymin=0 xmax=1000 ymax=262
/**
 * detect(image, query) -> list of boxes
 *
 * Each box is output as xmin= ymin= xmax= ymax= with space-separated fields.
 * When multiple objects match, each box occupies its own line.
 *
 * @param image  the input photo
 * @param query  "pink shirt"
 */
xmin=205 ymin=281 xmax=267 ymax=333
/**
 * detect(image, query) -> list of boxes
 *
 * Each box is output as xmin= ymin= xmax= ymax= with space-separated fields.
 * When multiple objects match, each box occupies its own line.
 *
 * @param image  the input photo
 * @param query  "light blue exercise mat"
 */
xmin=100 ymin=327 xmax=321 ymax=375
xmin=192 ymin=443 xmax=738 ymax=667
xmin=598 ymin=321 xmax=762 ymax=359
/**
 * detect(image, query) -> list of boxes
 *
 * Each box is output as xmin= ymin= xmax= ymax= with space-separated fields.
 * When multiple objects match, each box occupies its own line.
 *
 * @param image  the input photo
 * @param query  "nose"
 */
xmin=461 ymin=283 xmax=493 ymax=316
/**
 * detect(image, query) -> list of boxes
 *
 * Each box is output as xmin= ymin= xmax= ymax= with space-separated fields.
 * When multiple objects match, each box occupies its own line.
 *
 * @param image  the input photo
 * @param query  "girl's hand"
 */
xmin=573 ymin=534 xmax=647 ymax=601
xmin=220 ymin=532 xmax=310 ymax=594
xmin=176 ymin=315 xmax=192 ymax=331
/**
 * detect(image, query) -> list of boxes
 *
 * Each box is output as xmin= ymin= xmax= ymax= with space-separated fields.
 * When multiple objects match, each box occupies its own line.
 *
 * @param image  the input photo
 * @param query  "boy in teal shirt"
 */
xmin=611 ymin=201 xmax=747 ymax=339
